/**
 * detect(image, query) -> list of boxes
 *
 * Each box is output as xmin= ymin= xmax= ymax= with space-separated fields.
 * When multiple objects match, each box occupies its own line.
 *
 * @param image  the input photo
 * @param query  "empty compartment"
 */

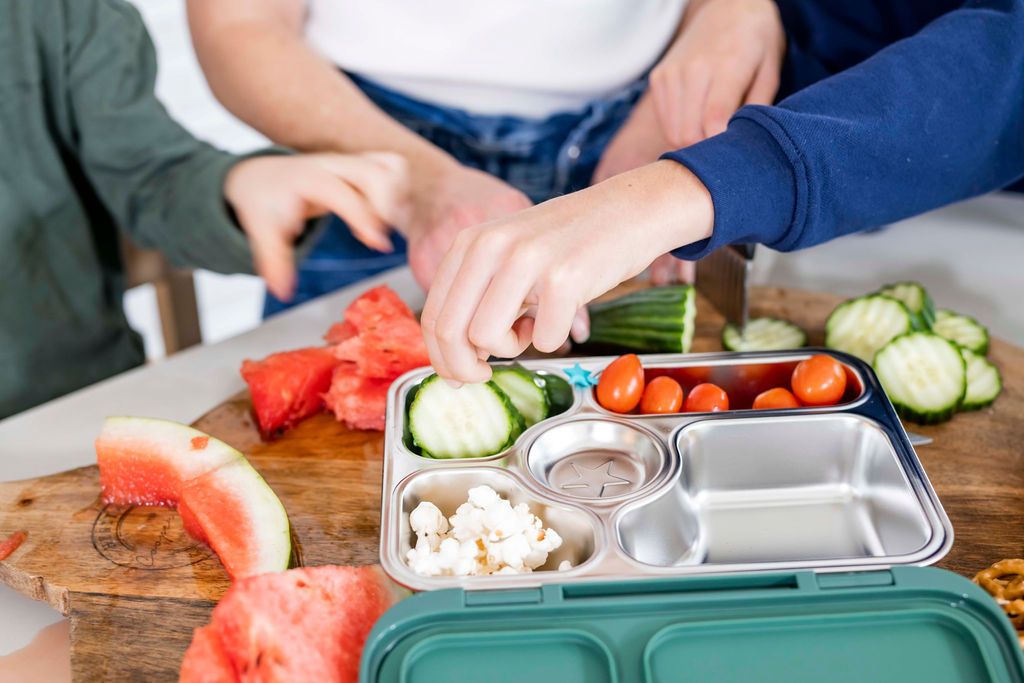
xmin=527 ymin=419 xmax=669 ymax=503
xmin=618 ymin=415 xmax=933 ymax=567
xmin=395 ymin=468 xmax=598 ymax=577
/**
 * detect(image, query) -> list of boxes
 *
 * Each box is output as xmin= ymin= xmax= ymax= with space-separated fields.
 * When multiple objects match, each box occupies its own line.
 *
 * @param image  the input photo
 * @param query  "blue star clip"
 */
xmin=563 ymin=363 xmax=598 ymax=388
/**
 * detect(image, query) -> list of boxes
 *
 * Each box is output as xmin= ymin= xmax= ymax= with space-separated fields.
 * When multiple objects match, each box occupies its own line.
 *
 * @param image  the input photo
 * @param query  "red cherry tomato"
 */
xmin=684 ymin=383 xmax=730 ymax=413
xmin=640 ymin=376 xmax=684 ymax=414
xmin=597 ymin=354 xmax=644 ymax=413
xmin=752 ymin=387 xmax=801 ymax=410
xmin=791 ymin=354 xmax=847 ymax=406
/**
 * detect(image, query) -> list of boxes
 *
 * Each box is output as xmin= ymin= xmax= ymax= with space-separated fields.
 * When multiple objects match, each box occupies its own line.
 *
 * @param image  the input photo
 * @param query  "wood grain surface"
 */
xmin=0 ymin=286 xmax=1021 ymax=681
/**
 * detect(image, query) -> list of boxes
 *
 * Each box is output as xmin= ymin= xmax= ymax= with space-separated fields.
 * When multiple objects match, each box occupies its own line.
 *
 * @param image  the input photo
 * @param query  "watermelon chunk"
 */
xmin=240 ymin=347 xmax=342 ymax=438
xmin=324 ymin=320 xmax=357 ymax=345
xmin=178 ymin=625 xmax=234 ymax=683
xmin=95 ymin=417 xmax=291 ymax=580
xmin=96 ymin=416 xmax=240 ymax=506
xmin=343 ymin=285 xmax=415 ymax=331
xmin=180 ymin=566 xmax=403 ymax=683
xmin=322 ymin=364 xmax=391 ymax=431
xmin=332 ymin=315 xmax=429 ymax=379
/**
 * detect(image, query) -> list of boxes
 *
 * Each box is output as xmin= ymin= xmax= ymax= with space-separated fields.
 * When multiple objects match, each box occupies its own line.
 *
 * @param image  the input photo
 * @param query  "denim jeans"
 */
xmin=263 ymin=74 xmax=646 ymax=316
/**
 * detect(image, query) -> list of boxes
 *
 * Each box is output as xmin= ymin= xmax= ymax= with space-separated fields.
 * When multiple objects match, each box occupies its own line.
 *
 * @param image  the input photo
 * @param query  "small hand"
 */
xmin=225 ymin=152 xmax=409 ymax=300
xmin=421 ymin=160 xmax=714 ymax=383
xmin=401 ymin=162 xmax=533 ymax=290
xmin=649 ymin=0 xmax=785 ymax=147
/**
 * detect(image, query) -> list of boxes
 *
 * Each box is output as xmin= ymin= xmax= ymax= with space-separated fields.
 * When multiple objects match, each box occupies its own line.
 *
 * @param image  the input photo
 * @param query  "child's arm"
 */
xmin=63 ymin=0 xmax=406 ymax=299
xmin=421 ymin=0 xmax=1024 ymax=382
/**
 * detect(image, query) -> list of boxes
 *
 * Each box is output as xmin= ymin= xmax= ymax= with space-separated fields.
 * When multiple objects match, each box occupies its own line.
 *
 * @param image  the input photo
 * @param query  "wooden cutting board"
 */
xmin=1 ymin=286 xmax=1021 ymax=682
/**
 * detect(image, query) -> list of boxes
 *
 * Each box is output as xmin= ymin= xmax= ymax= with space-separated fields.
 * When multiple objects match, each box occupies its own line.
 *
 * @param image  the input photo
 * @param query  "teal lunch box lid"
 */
xmin=360 ymin=567 xmax=1024 ymax=683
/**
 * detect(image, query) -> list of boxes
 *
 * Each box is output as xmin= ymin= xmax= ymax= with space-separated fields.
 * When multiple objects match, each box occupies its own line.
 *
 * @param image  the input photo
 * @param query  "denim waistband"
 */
xmin=348 ymin=72 xmax=646 ymax=156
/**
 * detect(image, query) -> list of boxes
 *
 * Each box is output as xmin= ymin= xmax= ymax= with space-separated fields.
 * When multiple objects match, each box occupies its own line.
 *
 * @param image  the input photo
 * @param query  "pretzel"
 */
xmin=974 ymin=559 xmax=1024 ymax=646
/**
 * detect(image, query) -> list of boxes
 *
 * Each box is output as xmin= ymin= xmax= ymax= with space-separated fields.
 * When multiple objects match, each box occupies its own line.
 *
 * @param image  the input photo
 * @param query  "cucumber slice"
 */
xmin=534 ymin=372 xmax=574 ymax=416
xmin=721 ymin=317 xmax=806 ymax=352
xmin=588 ymin=285 xmax=696 ymax=353
xmin=491 ymin=366 xmax=549 ymax=427
xmin=934 ymin=309 xmax=990 ymax=355
xmin=959 ymin=347 xmax=1002 ymax=411
xmin=825 ymin=294 xmax=912 ymax=363
xmin=876 ymin=282 xmax=935 ymax=330
xmin=873 ymin=332 xmax=966 ymax=424
xmin=409 ymin=375 xmax=525 ymax=459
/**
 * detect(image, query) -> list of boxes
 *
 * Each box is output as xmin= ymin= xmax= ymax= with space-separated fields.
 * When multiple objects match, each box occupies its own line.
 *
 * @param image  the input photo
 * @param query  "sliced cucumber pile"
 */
xmin=933 ymin=309 xmax=990 ymax=355
xmin=959 ymin=347 xmax=1002 ymax=411
xmin=876 ymin=282 xmax=935 ymax=330
xmin=408 ymin=376 xmax=525 ymax=459
xmin=587 ymin=285 xmax=696 ymax=353
xmin=825 ymin=294 xmax=912 ymax=362
xmin=491 ymin=366 xmax=549 ymax=427
xmin=722 ymin=317 xmax=806 ymax=352
xmin=873 ymin=332 xmax=966 ymax=424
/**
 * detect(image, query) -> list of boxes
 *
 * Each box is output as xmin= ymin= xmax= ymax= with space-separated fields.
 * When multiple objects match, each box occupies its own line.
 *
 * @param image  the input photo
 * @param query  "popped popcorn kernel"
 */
xmin=405 ymin=485 xmax=570 ymax=577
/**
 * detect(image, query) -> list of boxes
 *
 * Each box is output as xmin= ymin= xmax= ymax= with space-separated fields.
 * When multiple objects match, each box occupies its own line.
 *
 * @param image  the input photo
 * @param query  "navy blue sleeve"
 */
xmin=775 ymin=0 xmax=960 ymax=96
xmin=665 ymin=0 xmax=1024 ymax=260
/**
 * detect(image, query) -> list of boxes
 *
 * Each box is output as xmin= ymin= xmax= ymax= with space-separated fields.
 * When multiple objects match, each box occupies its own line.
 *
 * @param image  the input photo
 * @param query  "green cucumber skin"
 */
xmin=588 ymin=285 xmax=695 ymax=353
xmin=586 ymin=329 xmax=685 ymax=353
xmin=874 ymin=332 xmax=966 ymax=425
xmin=491 ymin=366 xmax=549 ymax=427
xmin=409 ymin=375 xmax=526 ymax=459
xmin=876 ymin=282 xmax=935 ymax=331
xmin=935 ymin=309 xmax=990 ymax=356
xmin=959 ymin=348 xmax=1003 ymax=411
xmin=534 ymin=372 xmax=574 ymax=416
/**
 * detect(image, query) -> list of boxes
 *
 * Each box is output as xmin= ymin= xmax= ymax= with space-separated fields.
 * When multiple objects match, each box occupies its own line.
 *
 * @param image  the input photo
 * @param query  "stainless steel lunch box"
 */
xmin=379 ymin=350 xmax=952 ymax=591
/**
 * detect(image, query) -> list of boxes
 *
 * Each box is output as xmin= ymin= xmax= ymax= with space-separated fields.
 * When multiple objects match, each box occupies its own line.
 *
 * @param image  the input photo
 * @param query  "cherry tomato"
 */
xmin=791 ymin=354 xmax=847 ymax=406
xmin=752 ymin=387 xmax=801 ymax=410
xmin=597 ymin=354 xmax=644 ymax=413
xmin=640 ymin=376 xmax=684 ymax=414
xmin=684 ymin=383 xmax=730 ymax=413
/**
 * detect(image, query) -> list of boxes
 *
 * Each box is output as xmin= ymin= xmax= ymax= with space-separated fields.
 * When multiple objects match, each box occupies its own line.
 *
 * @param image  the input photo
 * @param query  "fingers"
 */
xmin=649 ymin=253 xmax=696 ymax=285
xmin=468 ymin=246 xmax=540 ymax=359
xmin=300 ymin=168 xmax=394 ymax=253
xmin=744 ymin=59 xmax=781 ymax=106
xmin=702 ymin=57 xmax=758 ymax=137
xmin=243 ymin=214 xmax=297 ymax=301
xmin=651 ymin=62 xmax=711 ymax=148
xmin=421 ymin=232 xmax=496 ymax=383
xmin=570 ymin=307 xmax=590 ymax=344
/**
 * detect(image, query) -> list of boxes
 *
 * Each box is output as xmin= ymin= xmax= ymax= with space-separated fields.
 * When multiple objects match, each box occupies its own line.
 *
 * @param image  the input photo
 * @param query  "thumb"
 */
xmin=242 ymin=213 xmax=297 ymax=301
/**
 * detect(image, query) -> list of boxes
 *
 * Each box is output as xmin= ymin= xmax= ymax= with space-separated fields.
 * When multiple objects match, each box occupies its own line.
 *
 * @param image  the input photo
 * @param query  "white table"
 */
xmin=0 ymin=268 xmax=422 ymax=662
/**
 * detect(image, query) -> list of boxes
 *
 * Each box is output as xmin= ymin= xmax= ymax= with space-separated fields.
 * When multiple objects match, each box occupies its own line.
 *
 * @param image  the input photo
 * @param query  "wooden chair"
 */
xmin=120 ymin=238 xmax=202 ymax=355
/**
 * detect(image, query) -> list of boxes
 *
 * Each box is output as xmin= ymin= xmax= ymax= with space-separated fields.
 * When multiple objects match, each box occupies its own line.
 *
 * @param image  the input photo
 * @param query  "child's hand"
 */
xmin=225 ymin=152 xmax=409 ymax=300
xmin=650 ymin=0 xmax=785 ymax=147
xmin=421 ymin=161 xmax=714 ymax=384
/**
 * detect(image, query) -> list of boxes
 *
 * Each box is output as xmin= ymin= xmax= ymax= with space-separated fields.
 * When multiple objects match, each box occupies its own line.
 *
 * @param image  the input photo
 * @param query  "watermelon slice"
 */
xmin=95 ymin=417 xmax=291 ymax=580
xmin=332 ymin=315 xmax=429 ymax=379
xmin=96 ymin=416 xmax=241 ymax=506
xmin=180 ymin=565 xmax=403 ymax=683
xmin=322 ymin=363 xmax=391 ymax=431
xmin=240 ymin=347 xmax=342 ymax=438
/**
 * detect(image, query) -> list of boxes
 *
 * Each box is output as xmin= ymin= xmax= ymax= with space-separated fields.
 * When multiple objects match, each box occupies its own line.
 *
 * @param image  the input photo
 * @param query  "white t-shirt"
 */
xmin=305 ymin=1 xmax=687 ymax=119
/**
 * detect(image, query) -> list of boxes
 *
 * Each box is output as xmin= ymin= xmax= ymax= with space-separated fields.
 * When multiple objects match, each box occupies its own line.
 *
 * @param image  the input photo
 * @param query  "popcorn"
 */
xmin=406 ymin=485 xmax=569 ymax=577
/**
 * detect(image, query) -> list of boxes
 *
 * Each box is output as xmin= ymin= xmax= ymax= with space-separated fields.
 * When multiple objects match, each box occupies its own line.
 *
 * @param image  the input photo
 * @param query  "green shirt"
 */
xmin=0 ymin=0 xmax=259 ymax=418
